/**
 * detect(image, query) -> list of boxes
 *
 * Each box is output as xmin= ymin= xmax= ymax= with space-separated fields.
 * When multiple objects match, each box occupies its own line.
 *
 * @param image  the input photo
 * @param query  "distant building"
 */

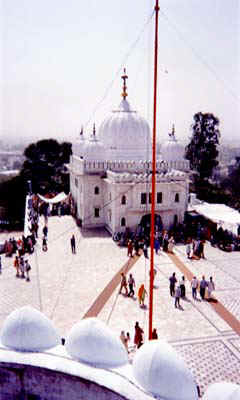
xmin=0 ymin=150 xmax=24 ymax=170
xmin=69 ymin=71 xmax=189 ymax=234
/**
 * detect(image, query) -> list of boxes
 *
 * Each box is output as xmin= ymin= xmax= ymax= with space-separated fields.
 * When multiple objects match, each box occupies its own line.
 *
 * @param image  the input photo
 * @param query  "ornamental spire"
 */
xmin=169 ymin=124 xmax=175 ymax=138
xmin=121 ymin=68 xmax=128 ymax=99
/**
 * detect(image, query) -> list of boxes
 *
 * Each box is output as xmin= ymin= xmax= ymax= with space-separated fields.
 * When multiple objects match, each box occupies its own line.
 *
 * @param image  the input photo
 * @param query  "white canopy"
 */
xmin=191 ymin=202 xmax=240 ymax=235
xmin=38 ymin=192 xmax=68 ymax=204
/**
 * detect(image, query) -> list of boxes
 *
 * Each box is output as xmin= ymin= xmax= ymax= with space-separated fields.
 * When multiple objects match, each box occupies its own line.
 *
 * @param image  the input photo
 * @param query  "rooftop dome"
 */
xmin=203 ymin=382 xmax=240 ymax=400
xmin=84 ymin=125 xmax=106 ymax=161
xmin=0 ymin=306 xmax=60 ymax=352
xmin=65 ymin=317 xmax=128 ymax=368
xmin=72 ymin=128 xmax=86 ymax=158
xmin=161 ymin=125 xmax=185 ymax=162
xmin=98 ymin=70 xmax=151 ymax=161
xmin=132 ymin=340 xmax=198 ymax=400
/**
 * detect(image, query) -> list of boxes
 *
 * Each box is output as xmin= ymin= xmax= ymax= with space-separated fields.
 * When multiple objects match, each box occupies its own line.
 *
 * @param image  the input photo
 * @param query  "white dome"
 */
xmin=0 ymin=306 xmax=60 ymax=352
xmin=98 ymin=98 xmax=151 ymax=161
xmin=84 ymin=133 xmax=106 ymax=161
xmin=65 ymin=317 xmax=128 ymax=368
xmin=161 ymin=127 xmax=185 ymax=162
xmin=133 ymin=340 xmax=198 ymax=400
xmin=203 ymin=382 xmax=240 ymax=400
xmin=72 ymin=131 xmax=86 ymax=158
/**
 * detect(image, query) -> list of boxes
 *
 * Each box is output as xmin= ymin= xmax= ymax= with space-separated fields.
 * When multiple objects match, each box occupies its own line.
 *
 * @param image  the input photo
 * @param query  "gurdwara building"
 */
xmin=69 ymin=71 xmax=189 ymax=234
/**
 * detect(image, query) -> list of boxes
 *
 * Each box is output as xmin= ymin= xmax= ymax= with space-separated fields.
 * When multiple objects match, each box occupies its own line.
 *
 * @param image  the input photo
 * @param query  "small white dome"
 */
xmin=72 ymin=129 xmax=86 ymax=158
xmin=133 ymin=340 xmax=198 ymax=400
xmin=203 ymin=382 xmax=240 ymax=400
xmin=65 ymin=318 xmax=128 ymax=368
xmin=98 ymin=98 xmax=151 ymax=161
xmin=161 ymin=126 xmax=185 ymax=162
xmin=0 ymin=306 xmax=60 ymax=352
xmin=84 ymin=132 xmax=106 ymax=161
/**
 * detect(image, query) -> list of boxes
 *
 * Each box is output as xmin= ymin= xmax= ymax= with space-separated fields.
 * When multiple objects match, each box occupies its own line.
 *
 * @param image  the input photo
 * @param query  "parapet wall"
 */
xmin=70 ymin=156 xmax=189 ymax=175
xmin=0 ymin=362 xmax=128 ymax=400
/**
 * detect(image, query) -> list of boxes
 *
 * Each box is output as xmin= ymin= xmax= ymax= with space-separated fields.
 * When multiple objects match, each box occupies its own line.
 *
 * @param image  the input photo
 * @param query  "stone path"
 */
xmin=0 ymin=215 xmax=239 ymax=397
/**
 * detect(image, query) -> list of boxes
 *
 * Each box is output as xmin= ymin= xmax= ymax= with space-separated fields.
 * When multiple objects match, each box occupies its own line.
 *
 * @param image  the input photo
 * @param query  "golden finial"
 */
xmin=121 ymin=68 xmax=128 ymax=99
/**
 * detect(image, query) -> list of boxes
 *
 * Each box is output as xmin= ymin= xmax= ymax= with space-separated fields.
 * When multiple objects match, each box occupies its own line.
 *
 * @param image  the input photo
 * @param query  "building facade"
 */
xmin=69 ymin=72 xmax=189 ymax=234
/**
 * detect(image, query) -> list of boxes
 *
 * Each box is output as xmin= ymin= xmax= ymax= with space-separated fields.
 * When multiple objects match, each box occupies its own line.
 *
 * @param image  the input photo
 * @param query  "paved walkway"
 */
xmin=0 ymin=215 xmax=239 ymax=397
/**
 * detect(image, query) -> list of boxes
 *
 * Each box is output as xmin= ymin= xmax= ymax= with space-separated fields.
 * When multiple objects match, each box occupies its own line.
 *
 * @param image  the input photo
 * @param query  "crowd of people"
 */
xmin=210 ymin=225 xmax=240 ymax=252
xmin=169 ymin=272 xmax=216 ymax=309
xmin=0 ymin=195 xmax=53 ymax=280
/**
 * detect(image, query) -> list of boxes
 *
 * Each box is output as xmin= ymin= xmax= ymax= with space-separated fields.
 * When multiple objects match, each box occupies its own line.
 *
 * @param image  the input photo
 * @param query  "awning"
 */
xmin=190 ymin=202 xmax=240 ymax=235
xmin=38 ymin=192 xmax=68 ymax=204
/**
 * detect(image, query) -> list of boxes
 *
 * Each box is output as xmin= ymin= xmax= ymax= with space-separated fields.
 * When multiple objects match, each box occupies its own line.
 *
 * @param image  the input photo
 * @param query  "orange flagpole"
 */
xmin=149 ymin=0 xmax=159 ymax=340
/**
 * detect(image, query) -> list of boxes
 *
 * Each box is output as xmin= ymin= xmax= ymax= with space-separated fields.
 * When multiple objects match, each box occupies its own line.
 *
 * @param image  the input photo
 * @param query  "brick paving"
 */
xmin=0 ymin=216 xmax=240 ymax=397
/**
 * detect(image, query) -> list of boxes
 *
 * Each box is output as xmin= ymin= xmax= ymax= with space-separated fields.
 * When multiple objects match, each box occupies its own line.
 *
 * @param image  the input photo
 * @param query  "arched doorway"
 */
xmin=139 ymin=213 xmax=163 ymax=237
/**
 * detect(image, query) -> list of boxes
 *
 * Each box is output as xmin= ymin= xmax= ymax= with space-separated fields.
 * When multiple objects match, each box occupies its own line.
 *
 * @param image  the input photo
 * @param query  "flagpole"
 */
xmin=149 ymin=0 xmax=159 ymax=340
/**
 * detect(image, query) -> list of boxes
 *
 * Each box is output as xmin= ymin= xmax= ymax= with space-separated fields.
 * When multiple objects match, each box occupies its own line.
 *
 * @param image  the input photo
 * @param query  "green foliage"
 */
xmin=20 ymin=139 xmax=72 ymax=194
xmin=0 ymin=139 xmax=72 ymax=228
xmin=221 ymin=157 xmax=240 ymax=210
xmin=0 ymin=175 xmax=26 ymax=228
xmin=185 ymin=112 xmax=220 ymax=183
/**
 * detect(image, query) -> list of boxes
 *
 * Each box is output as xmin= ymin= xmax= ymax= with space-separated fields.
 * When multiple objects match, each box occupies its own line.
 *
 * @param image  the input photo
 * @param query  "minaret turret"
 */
xmin=121 ymin=68 xmax=128 ymax=100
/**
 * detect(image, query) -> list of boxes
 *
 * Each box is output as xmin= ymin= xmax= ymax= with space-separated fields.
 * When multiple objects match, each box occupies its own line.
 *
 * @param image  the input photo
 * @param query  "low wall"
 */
xmin=0 ymin=362 xmax=128 ymax=400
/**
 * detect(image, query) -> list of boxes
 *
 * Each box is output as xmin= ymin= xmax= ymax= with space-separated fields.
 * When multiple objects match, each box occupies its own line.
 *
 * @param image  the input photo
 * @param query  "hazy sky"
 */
xmin=1 ymin=0 xmax=239 ymax=145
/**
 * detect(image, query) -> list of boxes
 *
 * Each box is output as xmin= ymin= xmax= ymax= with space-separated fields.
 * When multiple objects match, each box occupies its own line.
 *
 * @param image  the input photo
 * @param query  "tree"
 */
xmin=222 ymin=156 xmax=240 ymax=210
xmin=20 ymin=139 xmax=72 ymax=195
xmin=0 ymin=175 xmax=26 ymax=228
xmin=185 ymin=112 xmax=220 ymax=184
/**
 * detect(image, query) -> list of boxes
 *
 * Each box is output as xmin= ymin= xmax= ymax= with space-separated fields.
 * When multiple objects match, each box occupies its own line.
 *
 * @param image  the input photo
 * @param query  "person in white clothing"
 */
xmin=191 ymin=276 xmax=198 ymax=299
xmin=207 ymin=276 xmax=215 ymax=300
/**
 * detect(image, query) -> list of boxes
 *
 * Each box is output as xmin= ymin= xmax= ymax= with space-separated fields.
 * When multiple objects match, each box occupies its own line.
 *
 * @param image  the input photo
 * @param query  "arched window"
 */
xmin=94 ymin=186 xmax=99 ymax=195
xmin=121 ymin=195 xmax=126 ymax=205
xmin=175 ymin=193 xmax=179 ymax=202
xmin=121 ymin=217 xmax=126 ymax=227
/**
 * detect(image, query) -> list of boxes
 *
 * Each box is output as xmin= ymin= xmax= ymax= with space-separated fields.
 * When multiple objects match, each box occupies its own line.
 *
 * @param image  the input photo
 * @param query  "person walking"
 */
xmin=191 ymin=276 xmax=198 ymax=299
xmin=154 ymin=237 xmax=160 ymax=254
xmin=134 ymin=321 xmax=144 ymax=349
xmin=168 ymin=236 xmax=175 ymax=253
xmin=169 ymin=272 xmax=177 ymax=297
xmin=42 ymin=237 xmax=48 ymax=252
xmin=14 ymin=256 xmax=20 ymax=277
xmin=175 ymin=285 xmax=181 ymax=308
xmin=200 ymin=276 xmax=208 ymax=300
xmin=143 ymin=242 xmax=149 ymax=259
xmin=152 ymin=328 xmax=158 ymax=339
xmin=43 ymin=225 xmax=48 ymax=238
xmin=19 ymin=256 xmax=25 ymax=279
xmin=119 ymin=272 xmax=128 ymax=295
xmin=25 ymin=260 xmax=31 ymax=282
xmin=163 ymin=231 xmax=169 ymax=252
xmin=199 ymin=240 xmax=206 ymax=259
xmin=138 ymin=284 xmax=147 ymax=307
xmin=128 ymin=273 xmax=135 ymax=297
xmin=70 ymin=234 xmax=76 ymax=254
xmin=186 ymin=239 xmax=192 ymax=259
xmin=125 ymin=332 xmax=130 ymax=353
xmin=207 ymin=276 xmax=215 ymax=300
xmin=120 ymin=331 xmax=127 ymax=350
xmin=179 ymin=276 xmax=186 ymax=298
xmin=127 ymin=240 xmax=133 ymax=257
xmin=134 ymin=240 xmax=140 ymax=256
